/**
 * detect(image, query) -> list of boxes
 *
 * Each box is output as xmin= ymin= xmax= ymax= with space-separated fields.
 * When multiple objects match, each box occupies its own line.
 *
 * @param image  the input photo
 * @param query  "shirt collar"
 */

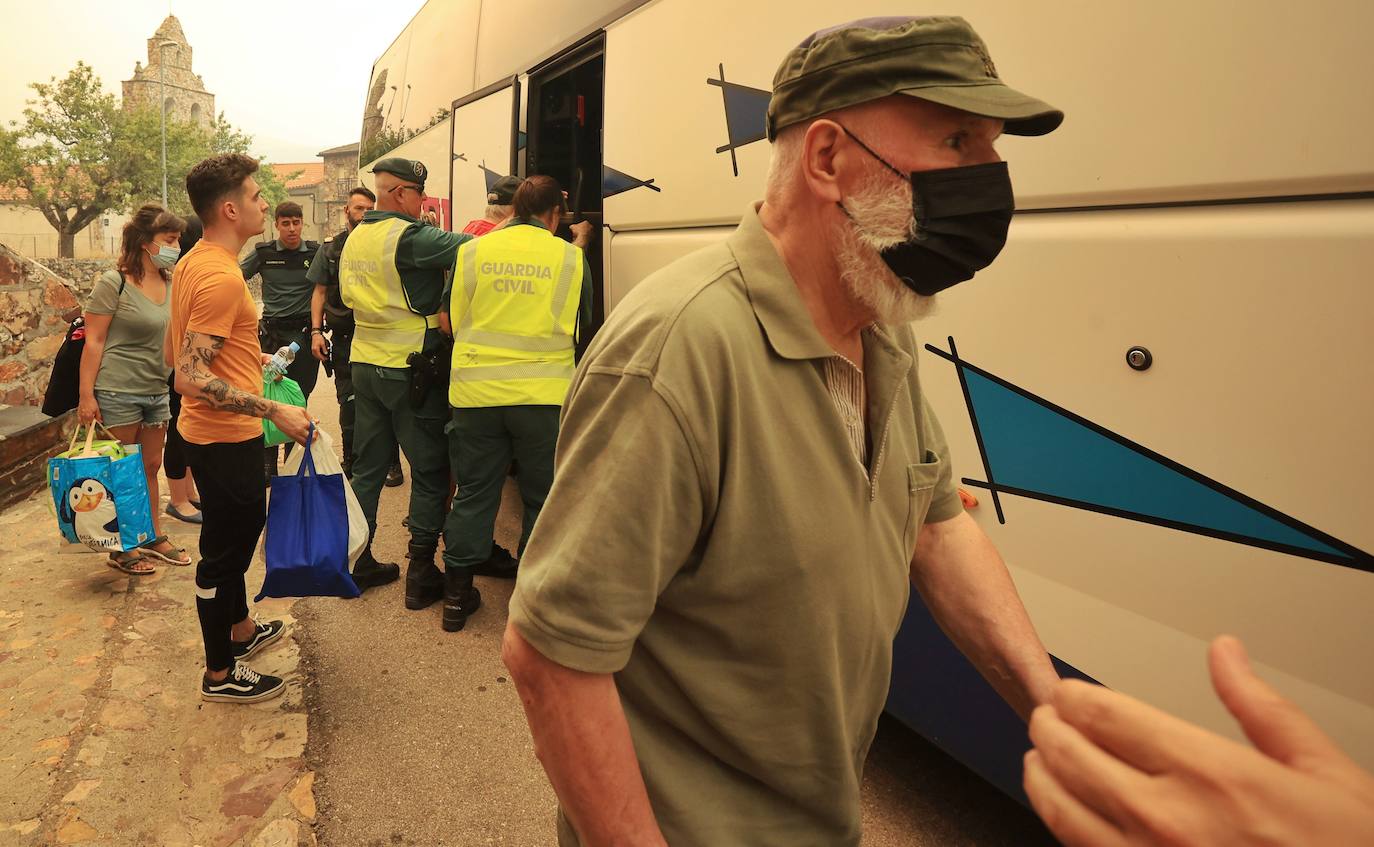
xmin=506 ymin=217 xmax=549 ymax=231
xmin=274 ymin=239 xmax=310 ymax=253
xmin=727 ymin=203 xmax=840 ymax=361
xmin=362 ymin=210 xmax=417 ymax=224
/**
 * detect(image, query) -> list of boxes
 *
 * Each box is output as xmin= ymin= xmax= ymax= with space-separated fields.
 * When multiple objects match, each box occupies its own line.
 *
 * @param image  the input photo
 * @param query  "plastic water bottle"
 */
xmin=264 ymin=341 xmax=299 ymax=380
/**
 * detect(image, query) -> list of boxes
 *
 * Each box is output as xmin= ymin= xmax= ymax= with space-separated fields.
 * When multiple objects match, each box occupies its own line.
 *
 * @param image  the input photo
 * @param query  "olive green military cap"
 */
xmin=370 ymin=156 xmax=429 ymax=189
xmin=487 ymin=175 xmax=523 ymax=205
xmin=766 ymin=16 xmax=1063 ymax=140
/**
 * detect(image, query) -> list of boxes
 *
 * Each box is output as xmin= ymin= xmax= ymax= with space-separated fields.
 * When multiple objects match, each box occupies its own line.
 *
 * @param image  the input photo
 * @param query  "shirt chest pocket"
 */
xmin=904 ymin=452 xmax=942 ymax=557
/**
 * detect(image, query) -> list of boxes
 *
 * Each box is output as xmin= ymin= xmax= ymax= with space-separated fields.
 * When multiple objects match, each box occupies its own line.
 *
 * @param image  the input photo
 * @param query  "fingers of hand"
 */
xmin=1054 ymin=679 xmax=1227 ymax=775
xmin=1029 ymin=704 xmax=1149 ymax=828
xmin=1023 ymin=749 xmax=1128 ymax=847
xmin=1209 ymin=636 xmax=1344 ymax=769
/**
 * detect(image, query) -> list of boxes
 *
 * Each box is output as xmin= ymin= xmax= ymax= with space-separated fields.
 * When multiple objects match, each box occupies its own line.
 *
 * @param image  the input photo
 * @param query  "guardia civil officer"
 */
xmin=306 ymin=186 xmax=404 ymax=490
xmin=339 ymin=158 xmax=474 ymax=611
xmin=241 ymin=201 xmax=319 ymax=480
xmin=300 ymin=186 xmax=400 ymax=591
xmin=439 ymin=175 xmax=593 ymax=632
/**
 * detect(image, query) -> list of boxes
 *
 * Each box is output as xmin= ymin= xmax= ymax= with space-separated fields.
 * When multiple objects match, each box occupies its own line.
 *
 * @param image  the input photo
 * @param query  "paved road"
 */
xmin=297 ymin=388 xmax=1057 ymax=846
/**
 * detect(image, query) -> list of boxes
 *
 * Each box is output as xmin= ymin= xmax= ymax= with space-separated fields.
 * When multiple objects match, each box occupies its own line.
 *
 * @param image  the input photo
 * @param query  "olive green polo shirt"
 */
xmin=509 ymin=204 xmax=963 ymax=847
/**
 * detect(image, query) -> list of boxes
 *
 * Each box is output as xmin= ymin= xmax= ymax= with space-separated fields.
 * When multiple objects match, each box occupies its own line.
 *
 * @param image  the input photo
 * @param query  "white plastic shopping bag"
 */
xmin=281 ymin=429 xmax=368 ymax=566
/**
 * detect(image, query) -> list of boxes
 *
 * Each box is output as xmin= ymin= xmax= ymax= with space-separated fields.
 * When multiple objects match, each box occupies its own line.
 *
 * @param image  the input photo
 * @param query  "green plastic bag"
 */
xmin=262 ymin=376 xmax=306 ymax=446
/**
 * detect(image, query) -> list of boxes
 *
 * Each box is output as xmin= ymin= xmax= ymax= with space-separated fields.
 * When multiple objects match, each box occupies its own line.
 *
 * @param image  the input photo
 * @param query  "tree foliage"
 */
xmin=0 ymin=62 xmax=128 ymax=257
xmin=0 ymin=62 xmax=301 ymax=256
xmin=360 ymin=107 xmax=449 ymax=167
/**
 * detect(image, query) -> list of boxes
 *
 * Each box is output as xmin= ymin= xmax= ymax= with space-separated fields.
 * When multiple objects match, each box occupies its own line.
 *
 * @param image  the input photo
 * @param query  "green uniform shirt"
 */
xmin=240 ymin=239 xmax=317 ymax=318
xmin=509 ymin=205 xmax=963 ymax=847
xmin=85 ymin=270 xmax=172 ymax=395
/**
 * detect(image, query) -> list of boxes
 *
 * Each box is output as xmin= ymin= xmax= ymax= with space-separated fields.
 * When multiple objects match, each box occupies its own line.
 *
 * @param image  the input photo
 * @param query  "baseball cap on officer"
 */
xmin=766 ymin=16 xmax=1063 ymax=140
xmin=371 ymin=157 xmax=428 ymax=190
xmin=487 ymin=175 xmax=523 ymax=205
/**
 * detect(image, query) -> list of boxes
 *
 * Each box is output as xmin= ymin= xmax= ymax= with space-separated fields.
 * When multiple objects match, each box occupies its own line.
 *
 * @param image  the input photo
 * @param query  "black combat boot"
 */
xmin=470 ymin=542 xmax=519 ymax=579
xmin=404 ymin=541 xmax=445 ymax=610
xmin=351 ymin=544 xmax=399 ymax=592
xmin=441 ymin=567 xmax=482 ymax=632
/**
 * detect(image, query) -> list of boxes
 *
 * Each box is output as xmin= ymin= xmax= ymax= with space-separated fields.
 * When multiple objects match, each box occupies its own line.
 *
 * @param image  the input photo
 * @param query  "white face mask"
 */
xmin=148 ymin=244 xmax=181 ymax=270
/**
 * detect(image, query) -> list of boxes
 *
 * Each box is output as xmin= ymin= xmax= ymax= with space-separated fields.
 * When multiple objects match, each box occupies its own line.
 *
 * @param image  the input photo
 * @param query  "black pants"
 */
xmin=164 ymin=374 xmax=189 ymax=480
xmin=184 ymin=437 xmax=265 ymax=672
xmin=332 ymin=328 xmax=356 ymax=461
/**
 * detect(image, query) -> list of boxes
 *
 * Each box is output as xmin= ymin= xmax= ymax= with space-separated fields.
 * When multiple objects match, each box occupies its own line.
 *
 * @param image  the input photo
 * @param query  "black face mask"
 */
xmin=838 ymin=127 xmax=1015 ymax=296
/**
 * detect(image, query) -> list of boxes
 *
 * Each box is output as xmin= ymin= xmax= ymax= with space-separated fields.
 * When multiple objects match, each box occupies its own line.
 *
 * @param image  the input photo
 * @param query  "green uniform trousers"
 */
xmin=352 ymin=364 xmax=450 ymax=548
xmin=442 ymin=405 xmax=559 ymax=571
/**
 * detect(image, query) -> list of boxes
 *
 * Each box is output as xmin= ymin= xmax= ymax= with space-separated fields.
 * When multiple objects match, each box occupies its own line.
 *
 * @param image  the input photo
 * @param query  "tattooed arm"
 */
xmin=174 ymin=331 xmax=313 ymax=444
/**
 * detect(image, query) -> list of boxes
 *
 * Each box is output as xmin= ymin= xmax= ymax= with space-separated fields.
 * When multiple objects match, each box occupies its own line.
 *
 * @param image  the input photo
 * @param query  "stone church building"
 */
xmin=121 ymin=16 xmax=214 ymax=128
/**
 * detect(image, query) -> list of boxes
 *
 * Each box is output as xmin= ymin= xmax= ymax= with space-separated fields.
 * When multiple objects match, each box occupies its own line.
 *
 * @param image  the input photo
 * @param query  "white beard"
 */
xmin=835 ymin=169 xmax=936 ymax=326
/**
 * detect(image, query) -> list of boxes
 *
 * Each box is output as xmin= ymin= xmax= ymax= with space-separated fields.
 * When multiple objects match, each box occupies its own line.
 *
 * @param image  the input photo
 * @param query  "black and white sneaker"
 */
xmin=231 ymin=618 xmax=286 ymax=660
xmin=201 ymin=663 xmax=285 ymax=703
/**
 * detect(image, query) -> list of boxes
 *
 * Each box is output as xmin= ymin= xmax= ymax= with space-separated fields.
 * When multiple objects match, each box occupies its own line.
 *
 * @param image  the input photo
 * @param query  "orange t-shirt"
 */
xmin=170 ymin=240 xmax=264 ymax=445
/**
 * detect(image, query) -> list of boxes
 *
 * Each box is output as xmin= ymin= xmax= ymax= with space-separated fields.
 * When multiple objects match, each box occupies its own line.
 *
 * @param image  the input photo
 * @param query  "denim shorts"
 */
xmin=94 ymin=390 xmax=171 ymax=428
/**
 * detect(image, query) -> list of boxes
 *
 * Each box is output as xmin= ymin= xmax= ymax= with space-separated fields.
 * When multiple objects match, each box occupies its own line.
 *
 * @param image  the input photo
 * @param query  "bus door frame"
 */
xmin=448 ymin=75 xmax=523 ymax=231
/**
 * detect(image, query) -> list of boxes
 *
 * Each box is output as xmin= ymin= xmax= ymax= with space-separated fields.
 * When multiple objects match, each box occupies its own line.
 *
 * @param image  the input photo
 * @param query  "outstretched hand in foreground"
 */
xmin=1024 ymin=635 xmax=1374 ymax=846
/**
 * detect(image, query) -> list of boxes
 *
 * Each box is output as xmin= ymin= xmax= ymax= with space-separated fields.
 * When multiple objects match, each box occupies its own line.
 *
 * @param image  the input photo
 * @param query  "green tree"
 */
xmin=0 ymin=62 xmax=130 ymax=258
xmin=120 ymin=109 xmax=299 ymax=218
xmin=0 ymin=62 xmax=304 ymax=257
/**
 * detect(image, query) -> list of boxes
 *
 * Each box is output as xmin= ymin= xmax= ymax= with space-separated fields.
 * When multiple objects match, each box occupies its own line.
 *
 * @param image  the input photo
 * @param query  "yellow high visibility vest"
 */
xmin=339 ymin=217 xmax=439 ymax=368
xmin=448 ymin=224 xmax=583 ymax=408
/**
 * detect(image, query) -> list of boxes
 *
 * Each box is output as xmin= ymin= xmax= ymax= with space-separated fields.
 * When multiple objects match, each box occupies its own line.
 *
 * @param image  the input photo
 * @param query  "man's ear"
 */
xmin=799 ymin=119 xmax=848 ymax=204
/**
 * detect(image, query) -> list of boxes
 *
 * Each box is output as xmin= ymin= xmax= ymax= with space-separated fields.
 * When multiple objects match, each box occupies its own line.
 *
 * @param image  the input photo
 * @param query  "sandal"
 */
xmin=140 ymin=536 xmax=192 ymax=566
xmin=107 ymin=550 xmax=157 ymax=576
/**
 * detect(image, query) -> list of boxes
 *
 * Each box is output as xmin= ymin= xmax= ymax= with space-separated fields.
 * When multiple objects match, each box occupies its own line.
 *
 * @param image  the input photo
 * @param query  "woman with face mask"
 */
xmin=77 ymin=203 xmax=192 ymax=573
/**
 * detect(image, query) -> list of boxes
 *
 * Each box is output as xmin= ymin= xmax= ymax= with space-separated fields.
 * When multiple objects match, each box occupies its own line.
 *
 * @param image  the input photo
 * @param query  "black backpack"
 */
xmin=41 ymin=275 xmax=126 ymax=417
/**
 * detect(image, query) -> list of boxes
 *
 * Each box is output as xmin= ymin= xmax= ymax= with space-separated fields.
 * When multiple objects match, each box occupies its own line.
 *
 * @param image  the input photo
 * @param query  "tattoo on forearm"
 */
xmin=176 ymin=331 xmax=275 ymax=419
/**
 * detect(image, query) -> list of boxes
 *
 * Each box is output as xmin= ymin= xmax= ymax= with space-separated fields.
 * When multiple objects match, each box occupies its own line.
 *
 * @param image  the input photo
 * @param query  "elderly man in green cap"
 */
xmin=339 ymin=157 xmax=476 ymax=608
xmin=502 ymin=17 xmax=1065 ymax=846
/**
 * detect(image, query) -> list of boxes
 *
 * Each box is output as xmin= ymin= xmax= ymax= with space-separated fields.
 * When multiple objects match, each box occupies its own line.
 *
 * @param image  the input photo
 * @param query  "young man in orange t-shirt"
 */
xmin=171 ymin=153 xmax=313 ymax=704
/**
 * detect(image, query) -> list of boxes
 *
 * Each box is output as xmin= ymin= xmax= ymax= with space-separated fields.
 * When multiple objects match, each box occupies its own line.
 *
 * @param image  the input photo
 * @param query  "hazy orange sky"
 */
xmin=1 ymin=0 xmax=427 ymax=163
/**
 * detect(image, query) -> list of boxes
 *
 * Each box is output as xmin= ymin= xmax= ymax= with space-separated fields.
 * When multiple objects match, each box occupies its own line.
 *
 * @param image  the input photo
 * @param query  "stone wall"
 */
xmin=0 ymin=242 xmax=83 ymax=407
xmin=42 ymin=259 xmax=112 ymax=300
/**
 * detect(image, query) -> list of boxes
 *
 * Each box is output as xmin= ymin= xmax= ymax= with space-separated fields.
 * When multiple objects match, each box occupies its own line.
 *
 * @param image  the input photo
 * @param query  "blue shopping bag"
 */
xmin=258 ymin=428 xmax=360 ymax=600
xmin=49 ymin=424 xmax=155 ymax=553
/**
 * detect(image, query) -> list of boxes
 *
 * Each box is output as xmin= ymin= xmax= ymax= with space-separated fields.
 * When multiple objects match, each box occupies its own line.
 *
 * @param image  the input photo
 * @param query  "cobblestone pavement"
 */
xmin=0 ymin=488 xmax=316 ymax=846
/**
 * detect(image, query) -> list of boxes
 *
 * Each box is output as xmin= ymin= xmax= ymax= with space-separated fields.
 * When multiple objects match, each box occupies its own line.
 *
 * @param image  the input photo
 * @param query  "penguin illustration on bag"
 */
xmin=62 ymin=478 xmax=121 ymax=550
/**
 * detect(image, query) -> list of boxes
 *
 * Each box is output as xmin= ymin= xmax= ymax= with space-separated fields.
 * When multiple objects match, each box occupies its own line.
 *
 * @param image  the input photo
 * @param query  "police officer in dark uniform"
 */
xmin=308 ymin=186 xmax=402 ymax=486
xmin=240 ymin=201 xmax=319 ymax=478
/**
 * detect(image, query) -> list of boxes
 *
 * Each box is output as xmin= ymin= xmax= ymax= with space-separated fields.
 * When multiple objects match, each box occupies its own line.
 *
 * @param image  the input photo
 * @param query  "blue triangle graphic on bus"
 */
xmin=708 ymin=64 xmax=773 ymax=177
xmin=603 ymin=165 xmax=660 ymax=198
xmin=929 ymin=340 xmax=1371 ymax=572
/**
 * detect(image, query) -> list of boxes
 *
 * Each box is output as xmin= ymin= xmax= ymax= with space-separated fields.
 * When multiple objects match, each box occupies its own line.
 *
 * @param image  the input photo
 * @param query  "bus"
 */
xmin=357 ymin=0 xmax=1374 ymax=802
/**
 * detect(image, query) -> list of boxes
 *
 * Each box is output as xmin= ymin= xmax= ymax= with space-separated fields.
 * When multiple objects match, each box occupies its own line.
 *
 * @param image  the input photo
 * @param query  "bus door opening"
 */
xmin=526 ymin=34 xmax=606 ymax=352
